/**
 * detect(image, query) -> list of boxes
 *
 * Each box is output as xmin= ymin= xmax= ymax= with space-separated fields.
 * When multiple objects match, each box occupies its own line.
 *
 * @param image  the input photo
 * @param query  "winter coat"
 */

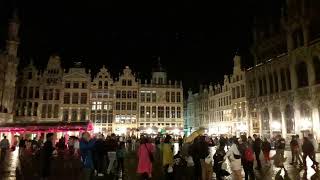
xmin=137 ymin=143 xmax=154 ymax=176
xmin=80 ymin=139 xmax=96 ymax=169
xmin=224 ymin=144 xmax=242 ymax=171
xmin=163 ymin=143 xmax=174 ymax=166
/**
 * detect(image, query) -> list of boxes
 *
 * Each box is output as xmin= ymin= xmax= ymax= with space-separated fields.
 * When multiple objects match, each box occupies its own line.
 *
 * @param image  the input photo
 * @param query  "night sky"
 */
xmin=0 ymin=1 xmax=275 ymax=93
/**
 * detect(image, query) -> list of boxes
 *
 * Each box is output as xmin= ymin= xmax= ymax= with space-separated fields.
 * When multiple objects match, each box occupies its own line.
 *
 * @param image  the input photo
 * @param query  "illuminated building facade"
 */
xmin=246 ymin=1 xmax=320 ymax=139
xmin=138 ymin=62 xmax=184 ymax=135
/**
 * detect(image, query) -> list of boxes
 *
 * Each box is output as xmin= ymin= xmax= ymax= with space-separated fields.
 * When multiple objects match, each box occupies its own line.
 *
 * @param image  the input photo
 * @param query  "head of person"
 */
xmin=3 ymin=136 xmax=6 ymax=139
xmin=82 ymin=132 xmax=91 ymax=142
xmin=164 ymin=135 xmax=172 ymax=143
xmin=46 ymin=133 xmax=54 ymax=142
xmin=111 ymin=133 xmax=116 ymax=140
xmin=263 ymin=137 xmax=268 ymax=142
xmin=308 ymin=134 xmax=314 ymax=139
xmin=140 ymin=136 xmax=147 ymax=144
xmin=296 ymin=134 xmax=299 ymax=139
xmin=253 ymin=134 xmax=258 ymax=139
xmin=291 ymin=135 xmax=296 ymax=140
xmin=119 ymin=141 xmax=125 ymax=148
xmin=240 ymin=135 xmax=247 ymax=143
xmin=303 ymin=137 xmax=309 ymax=142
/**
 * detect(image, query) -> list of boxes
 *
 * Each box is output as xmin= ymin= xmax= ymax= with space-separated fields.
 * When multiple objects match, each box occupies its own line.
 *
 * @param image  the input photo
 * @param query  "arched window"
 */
xmin=280 ymin=69 xmax=287 ymax=91
xmin=285 ymin=105 xmax=294 ymax=134
xmin=296 ymin=61 xmax=309 ymax=87
xmin=313 ymin=56 xmax=320 ymax=84
xmin=272 ymin=107 xmax=281 ymax=131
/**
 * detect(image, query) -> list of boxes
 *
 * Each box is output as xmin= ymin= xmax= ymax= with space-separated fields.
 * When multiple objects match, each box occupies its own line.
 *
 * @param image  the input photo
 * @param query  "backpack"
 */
xmin=244 ymin=147 xmax=254 ymax=162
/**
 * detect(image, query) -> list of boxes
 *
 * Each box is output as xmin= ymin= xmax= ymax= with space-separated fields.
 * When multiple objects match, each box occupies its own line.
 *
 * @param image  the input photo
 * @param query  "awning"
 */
xmin=0 ymin=121 xmax=93 ymax=132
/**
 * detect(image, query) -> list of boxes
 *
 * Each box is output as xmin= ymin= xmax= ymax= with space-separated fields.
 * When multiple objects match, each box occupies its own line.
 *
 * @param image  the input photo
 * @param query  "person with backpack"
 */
xmin=239 ymin=135 xmax=255 ymax=180
xmin=137 ymin=136 xmax=154 ymax=180
xmin=224 ymin=137 xmax=242 ymax=180
xmin=252 ymin=134 xmax=262 ymax=170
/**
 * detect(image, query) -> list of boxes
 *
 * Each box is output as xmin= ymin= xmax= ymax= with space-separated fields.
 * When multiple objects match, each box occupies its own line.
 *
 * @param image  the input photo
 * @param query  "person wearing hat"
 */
xmin=40 ymin=133 xmax=55 ymax=180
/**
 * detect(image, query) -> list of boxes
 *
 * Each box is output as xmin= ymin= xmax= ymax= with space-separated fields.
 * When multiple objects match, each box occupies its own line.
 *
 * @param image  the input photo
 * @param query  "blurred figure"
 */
xmin=18 ymin=137 xmax=26 ymax=156
xmin=80 ymin=132 xmax=96 ymax=180
xmin=290 ymin=135 xmax=302 ymax=166
xmin=239 ymin=135 xmax=255 ymax=180
xmin=213 ymin=141 xmax=229 ymax=180
xmin=262 ymin=138 xmax=271 ymax=164
xmin=0 ymin=136 xmax=9 ymax=161
xmin=275 ymin=135 xmax=285 ymax=159
xmin=94 ymin=134 xmax=105 ymax=177
xmin=40 ymin=133 xmax=55 ymax=180
xmin=302 ymin=137 xmax=318 ymax=169
xmin=224 ymin=137 xmax=242 ymax=180
xmin=137 ymin=136 xmax=154 ymax=180
xmin=163 ymin=135 xmax=174 ymax=180
xmin=308 ymin=134 xmax=318 ymax=163
xmin=252 ymin=134 xmax=262 ymax=170
xmin=106 ymin=133 xmax=118 ymax=174
xmin=117 ymin=141 xmax=125 ymax=175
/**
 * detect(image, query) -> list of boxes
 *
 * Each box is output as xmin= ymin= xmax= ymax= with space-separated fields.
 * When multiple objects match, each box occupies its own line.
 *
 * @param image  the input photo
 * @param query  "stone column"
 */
xmin=312 ymin=102 xmax=320 ymax=141
xmin=269 ymin=108 xmax=273 ymax=138
xmin=258 ymin=110 xmax=262 ymax=136
xmin=281 ymin=110 xmax=286 ymax=138
xmin=77 ymin=108 xmax=80 ymax=121
xmin=294 ymin=104 xmax=301 ymax=135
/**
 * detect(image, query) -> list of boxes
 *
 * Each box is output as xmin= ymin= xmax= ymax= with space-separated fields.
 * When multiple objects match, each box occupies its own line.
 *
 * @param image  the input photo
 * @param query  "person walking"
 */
xmin=262 ymin=138 xmax=271 ymax=165
xmin=213 ymin=141 xmax=229 ymax=180
xmin=239 ymin=135 xmax=255 ymax=180
xmin=275 ymin=135 xmax=286 ymax=159
xmin=302 ymin=137 xmax=318 ymax=169
xmin=163 ymin=135 xmax=174 ymax=180
xmin=137 ymin=136 xmax=154 ymax=180
xmin=116 ymin=142 xmax=125 ymax=175
xmin=80 ymin=132 xmax=96 ymax=180
xmin=252 ymin=134 xmax=262 ymax=170
xmin=0 ymin=136 xmax=9 ymax=161
xmin=224 ymin=137 xmax=242 ymax=180
xmin=40 ymin=133 xmax=55 ymax=180
xmin=308 ymin=134 xmax=318 ymax=163
xmin=106 ymin=133 xmax=118 ymax=175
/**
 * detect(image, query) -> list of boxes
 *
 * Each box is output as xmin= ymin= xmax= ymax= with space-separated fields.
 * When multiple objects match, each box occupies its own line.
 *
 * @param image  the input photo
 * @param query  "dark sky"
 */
xmin=0 ymin=0 xmax=264 ymax=93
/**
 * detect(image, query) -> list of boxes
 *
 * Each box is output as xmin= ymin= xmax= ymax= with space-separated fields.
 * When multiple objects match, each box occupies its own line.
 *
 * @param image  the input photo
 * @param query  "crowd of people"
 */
xmin=0 ymin=132 xmax=319 ymax=180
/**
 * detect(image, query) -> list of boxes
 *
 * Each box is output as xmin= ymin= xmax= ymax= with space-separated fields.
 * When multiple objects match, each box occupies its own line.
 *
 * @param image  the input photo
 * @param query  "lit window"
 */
xmin=97 ymin=101 xmax=102 ymax=110
xmin=91 ymin=102 xmax=96 ymax=110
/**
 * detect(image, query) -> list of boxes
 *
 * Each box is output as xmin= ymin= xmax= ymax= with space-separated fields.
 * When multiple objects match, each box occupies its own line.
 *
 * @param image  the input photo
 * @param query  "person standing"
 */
xmin=275 ymin=135 xmax=286 ymax=159
xmin=308 ymin=134 xmax=318 ymax=161
xmin=239 ymin=135 xmax=255 ymax=180
xmin=0 ymin=136 xmax=9 ymax=161
xmin=163 ymin=135 xmax=174 ymax=180
xmin=106 ymin=133 xmax=118 ymax=175
xmin=40 ymin=133 xmax=55 ymax=180
xmin=261 ymin=138 xmax=271 ymax=165
xmin=116 ymin=142 xmax=125 ymax=175
xmin=80 ymin=132 xmax=96 ymax=180
xmin=290 ymin=135 xmax=302 ymax=165
xmin=93 ymin=134 xmax=105 ymax=177
xmin=213 ymin=141 xmax=228 ymax=180
xmin=224 ymin=137 xmax=242 ymax=180
xmin=252 ymin=134 xmax=262 ymax=170
xmin=137 ymin=136 xmax=154 ymax=180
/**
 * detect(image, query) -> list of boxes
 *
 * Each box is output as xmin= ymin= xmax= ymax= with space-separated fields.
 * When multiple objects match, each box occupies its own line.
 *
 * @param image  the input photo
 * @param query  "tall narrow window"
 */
xmin=72 ymin=93 xmax=79 ymax=104
xmin=280 ymin=69 xmax=287 ymax=91
xmin=47 ymin=104 xmax=52 ymax=118
xmin=171 ymin=107 xmax=176 ymax=118
xmin=122 ymin=80 xmax=126 ymax=86
xmin=49 ymin=89 xmax=53 ymax=100
xmin=81 ymin=93 xmax=87 ymax=104
xmin=82 ymin=82 xmax=87 ymax=89
xmin=171 ymin=92 xmax=175 ymax=102
xmin=33 ymin=102 xmax=38 ymax=116
xmin=152 ymin=106 xmax=156 ymax=118
xmin=236 ymin=86 xmax=240 ymax=98
xmin=55 ymin=90 xmax=60 ymax=100
xmin=177 ymin=92 xmax=181 ymax=102
xmin=63 ymin=110 xmax=68 ymax=121
xmin=133 ymin=91 xmax=137 ymax=98
xmin=43 ymin=89 xmax=47 ymax=100
xmin=140 ymin=92 xmax=145 ymax=102
xmin=54 ymin=104 xmax=59 ymax=118
xmin=146 ymin=93 xmax=151 ymax=102
xmin=132 ymin=102 xmax=137 ymax=110
xmin=177 ymin=107 xmax=181 ymax=118
xmin=269 ymin=74 xmax=274 ymax=94
xmin=274 ymin=71 xmax=279 ymax=92
xmin=28 ymin=87 xmax=34 ymax=99
xmin=286 ymin=69 xmax=291 ymax=90
xmin=35 ymin=87 xmax=40 ymax=99
xmin=140 ymin=106 xmax=145 ymax=118
xmin=27 ymin=102 xmax=32 ymax=116
xmin=166 ymin=92 xmax=170 ymax=102
xmin=121 ymin=102 xmax=126 ymax=110
xmin=128 ymin=80 xmax=132 ymax=86
xmin=146 ymin=106 xmax=150 ymax=118
xmin=116 ymin=102 xmax=120 ymax=110
xmin=166 ymin=107 xmax=170 ymax=118
xmin=122 ymin=91 xmax=126 ymax=98
xmin=116 ymin=90 xmax=121 ymax=98
xmin=41 ymin=105 xmax=47 ymax=118
xmin=80 ymin=109 xmax=86 ymax=121
xmin=232 ymin=88 xmax=235 ymax=99
xmin=73 ymin=82 xmax=79 ymax=88
xmin=64 ymin=93 xmax=70 ymax=104
xmin=71 ymin=109 xmax=77 ymax=121
xmin=127 ymin=91 xmax=132 ymax=99
xmin=158 ymin=106 xmax=164 ymax=118
xmin=127 ymin=102 xmax=131 ymax=110
xmin=152 ymin=92 xmax=156 ymax=102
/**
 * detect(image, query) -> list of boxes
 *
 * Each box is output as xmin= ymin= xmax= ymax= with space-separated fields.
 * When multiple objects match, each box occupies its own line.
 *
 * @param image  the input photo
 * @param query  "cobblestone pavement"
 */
xmin=1 ymin=144 xmax=320 ymax=180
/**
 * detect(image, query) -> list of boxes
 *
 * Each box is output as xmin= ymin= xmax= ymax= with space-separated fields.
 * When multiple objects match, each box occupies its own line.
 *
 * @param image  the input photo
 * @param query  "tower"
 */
xmin=152 ymin=57 xmax=167 ymax=85
xmin=0 ymin=9 xmax=20 ymax=114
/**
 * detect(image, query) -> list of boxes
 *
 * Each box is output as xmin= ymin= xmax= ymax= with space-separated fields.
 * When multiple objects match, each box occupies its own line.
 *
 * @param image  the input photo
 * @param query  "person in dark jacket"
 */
xmin=253 ymin=134 xmax=262 ymax=170
xmin=40 ymin=133 xmax=55 ymax=180
xmin=290 ymin=135 xmax=302 ymax=165
xmin=275 ymin=135 xmax=286 ymax=159
xmin=262 ymin=138 xmax=271 ymax=164
xmin=93 ymin=134 xmax=106 ymax=177
xmin=302 ymin=137 xmax=318 ymax=169
xmin=239 ymin=135 xmax=255 ymax=180
xmin=80 ymin=132 xmax=96 ymax=180
xmin=106 ymin=133 xmax=118 ymax=174
xmin=213 ymin=141 xmax=229 ymax=180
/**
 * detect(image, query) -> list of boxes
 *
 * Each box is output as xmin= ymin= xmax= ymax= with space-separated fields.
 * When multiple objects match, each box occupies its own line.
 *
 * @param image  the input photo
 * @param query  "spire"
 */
xmin=152 ymin=56 xmax=165 ymax=72
xmin=6 ymin=9 xmax=20 ymax=58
